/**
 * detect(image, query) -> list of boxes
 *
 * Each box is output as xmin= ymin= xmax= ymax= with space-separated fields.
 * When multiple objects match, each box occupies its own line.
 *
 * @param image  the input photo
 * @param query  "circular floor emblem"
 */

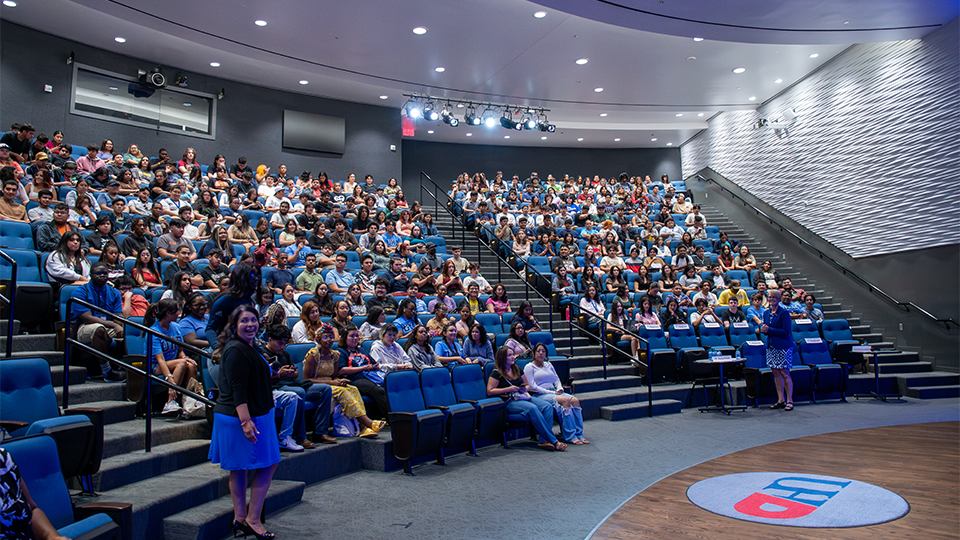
xmin=686 ymin=472 xmax=909 ymax=527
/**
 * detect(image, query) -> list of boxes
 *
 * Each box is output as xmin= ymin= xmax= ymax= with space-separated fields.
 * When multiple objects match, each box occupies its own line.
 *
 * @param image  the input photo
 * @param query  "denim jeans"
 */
xmin=272 ymin=390 xmax=306 ymax=442
xmin=505 ymin=396 xmax=557 ymax=445
xmin=535 ymin=392 xmax=583 ymax=441
xmin=280 ymin=383 xmax=332 ymax=435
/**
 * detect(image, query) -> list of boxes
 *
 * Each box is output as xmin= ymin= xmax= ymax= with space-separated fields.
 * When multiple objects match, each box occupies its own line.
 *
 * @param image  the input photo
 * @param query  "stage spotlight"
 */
xmin=464 ymin=106 xmax=481 ymax=126
xmin=500 ymin=110 xmax=522 ymax=130
xmin=403 ymin=99 xmax=422 ymax=119
xmin=482 ymin=107 xmax=498 ymax=127
xmin=522 ymin=115 xmax=537 ymax=130
xmin=423 ymin=101 xmax=439 ymax=121
xmin=442 ymin=115 xmax=459 ymax=127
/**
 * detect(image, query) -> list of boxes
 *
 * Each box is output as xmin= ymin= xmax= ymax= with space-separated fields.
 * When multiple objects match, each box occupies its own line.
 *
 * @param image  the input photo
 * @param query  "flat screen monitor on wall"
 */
xmin=282 ymin=110 xmax=345 ymax=154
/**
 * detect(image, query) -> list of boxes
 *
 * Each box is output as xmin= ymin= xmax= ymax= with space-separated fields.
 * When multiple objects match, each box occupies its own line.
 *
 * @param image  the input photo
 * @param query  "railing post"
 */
xmin=548 ymin=302 xmax=554 ymax=334
xmin=3 ymin=257 xmax=15 ymax=359
xmin=63 ymin=304 xmax=72 ymax=409
xmin=145 ymin=332 xmax=153 ymax=453
xmin=524 ymin=266 xmax=530 ymax=302
xmin=600 ymin=321 xmax=607 ymax=380
xmin=569 ymin=312 xmax=574 ymax=356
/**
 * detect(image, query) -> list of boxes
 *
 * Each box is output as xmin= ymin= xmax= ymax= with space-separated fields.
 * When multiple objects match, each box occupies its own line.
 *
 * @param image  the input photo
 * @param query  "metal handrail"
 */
xmin=64 ymin=296 xmax=215 ymax=452
xmin=695 ymin=173 xmax=957 ymax=330
xmin=0 ymin=249 xmax=16 ymax=358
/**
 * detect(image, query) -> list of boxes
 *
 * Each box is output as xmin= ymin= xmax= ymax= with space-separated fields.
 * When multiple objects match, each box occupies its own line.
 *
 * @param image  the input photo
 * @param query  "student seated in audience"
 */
xmin=679 ymin=265 xmax=703 ymax=293
xmin=365 ymin=278 xmax=399 ymax=315
xmin=156 ymin=218 xmax=196 ymax=261
xmin=85 ymin=216 xmax=118 ymax=257
xmin=353 ymin=254 xmax=378 ymax=294
xmin=487 ymin=346 xmax=565 ymax=452
xmin=801 ymin=293 xmax=824 ymax=322
xmin=369 ymin=323 xmax=415 ymax=371
xmin=325 ymin=252 xmax=356 ymax=294
xmin=284 ymin=230 xmax=313 ymax=267
xmin=706 ymin=264 xmax=730 ymax=290
xmin=664 ymin=283 xmax=693 ymax=309
xmin=718 ymin=279 xmax=749 ymax=306
xmin=434 ymin=322 xmax=471 ymax=366
xmin=721 ymin=297 xmax=747 ymax=329
xmin=462 ymin=262 xmax=492 ymax=294
xmin=164 ymin=245 xmax=204 ymax=287
xmin=525 ymin=342 xmax=587 ymax=444
xmin=70 ymin=262 xmax=126 ymax=380
xmin=329 ymin=300 xmax=357 ymax=342
xmin=0 ymin=179 xmax=28 ymax=222
xmin=275 ymin=283 xmax=302 ymax=319
xmin=692 ymin=280 xmax=719 ymax=307
xmin=265 ymin=254 xmax=295 ymax=293
xmin=599 ymin=245 xmax=626 ymax=274
xmin=690 ymin=298 xmax=721 ymax=328
xmin=733 ymin=246 xmax=757 ymax=271
xmin=46 ymin=231 xmax=90 ymax=285
xmin=144 ymin=298 xmax=199 ymax=416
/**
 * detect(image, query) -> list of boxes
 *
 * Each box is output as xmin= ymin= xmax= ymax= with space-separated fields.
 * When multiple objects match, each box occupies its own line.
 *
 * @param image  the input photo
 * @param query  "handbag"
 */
xmin=363 ymin=369 xmax=385 ymax=386
xmin=180 ymin=378 xmax=207 ymax=418
xmin=331 ymin=403 xmax=360 ymax=437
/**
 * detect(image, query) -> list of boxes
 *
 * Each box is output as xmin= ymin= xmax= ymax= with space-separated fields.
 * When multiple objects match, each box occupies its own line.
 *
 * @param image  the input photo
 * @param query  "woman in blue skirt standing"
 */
xmin=209 ymin=304 xmax=280 ymax=539
xmin=761 ymin=289 xmax=795 ymax=411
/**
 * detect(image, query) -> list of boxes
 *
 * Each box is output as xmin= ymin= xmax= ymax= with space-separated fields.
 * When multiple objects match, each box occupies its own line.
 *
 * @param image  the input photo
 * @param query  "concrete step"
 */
xmin=101 ymin=417 xmax=211 ymax=459
xmin=904 ymin=385 xmax=960 ymax=399
xmin=57 ymin=380 xmax=126 ymax=405
xmin=600 ymin=399 xmax=683 ymax=421
xmin=50 ymin=365 xmax=87 ymax=386
xmin=1 ymin=350 xmax=65 ymax=366
xmin=570 ymin=364 xmax=638 ymax=380
xmin=0 ymin=319 xmax=20 ymax=336
xmin=162 ymin=480 xmax=305 ymax=540
xmin=871 ymin=362 xmax=933 ymax=374
xmin=75 ymin=400 xmax=138 ymax=425
xmin=575 ymin=388 xmax=646 ymax=419
xmin=897 ymin=372 xmax=959 ymax=388
xmin=90 ymin=439 xmax=212 ymax=492
xmin=866 ymin=351 xmax=918 ymax=364
xmin=571 ymin=375 xmax=645 ymax=393
xmin=0 ymin=333 xmax=57 ymax=352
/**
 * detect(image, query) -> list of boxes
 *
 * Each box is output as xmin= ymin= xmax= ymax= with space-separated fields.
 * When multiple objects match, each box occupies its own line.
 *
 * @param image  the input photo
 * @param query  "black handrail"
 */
xmin=64 ymin=296 xmax=215 ymax=452
xmin=0 ymin=249 xmax=16 ymax=358
xmin=695 ymin=173 xmax=957 ymax=330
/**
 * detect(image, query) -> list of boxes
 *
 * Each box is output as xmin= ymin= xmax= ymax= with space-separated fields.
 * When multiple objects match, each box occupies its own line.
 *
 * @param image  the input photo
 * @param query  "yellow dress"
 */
xmin=303 ymin=348 xmax=366 ymax=419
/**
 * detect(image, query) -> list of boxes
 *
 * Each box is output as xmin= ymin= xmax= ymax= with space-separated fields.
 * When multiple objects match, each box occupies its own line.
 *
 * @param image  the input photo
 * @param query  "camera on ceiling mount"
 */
xmin=139 ymin=67 xmax=166 ymax=89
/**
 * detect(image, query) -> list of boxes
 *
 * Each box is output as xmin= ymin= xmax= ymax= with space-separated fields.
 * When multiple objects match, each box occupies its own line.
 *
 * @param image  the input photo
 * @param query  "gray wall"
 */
xmin=681 ymin=19 xmax=960 ymax=259
xmin=403 ymin=139 xmax=681 ymax=202
xmin=0 ymin=21 xmax=402 ymax=183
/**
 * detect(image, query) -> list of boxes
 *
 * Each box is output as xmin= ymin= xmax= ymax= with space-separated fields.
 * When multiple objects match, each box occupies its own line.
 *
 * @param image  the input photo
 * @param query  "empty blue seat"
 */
xmin=799 ymin=338 xmax=846 ymax=402
xmin=450 ymin=364 xmax=507 ymax=444
xmin=0 ymin=220 xmax=35 ymax=250
xmin=792 ymin=318 xmax=822 ymax=343
xmin=474 ymin=312 xmax=503 ymax=335
xmin=0 ymin=248 xmax=42 ymax=282
xmin=727 ymin=321 xmax=756 ymax=348
xmin=668 ymin=324 xmax=705 ymax=381
xmin=420 ymin=367 xmax=478 ymax=457
xmin=383 ymin=370 xmax=446 ymax=475
xmin=820 ymin=318 xmax=861 ymax=362
xmin=698 ymin=322 xmax=734 ymax=356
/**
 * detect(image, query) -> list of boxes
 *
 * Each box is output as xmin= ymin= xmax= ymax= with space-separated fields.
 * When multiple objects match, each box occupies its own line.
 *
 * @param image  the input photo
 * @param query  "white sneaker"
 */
xmin=279 ymin=436 xmax=304 ymax=452
xmin=161 ymin=401 xmax=182 ymax=415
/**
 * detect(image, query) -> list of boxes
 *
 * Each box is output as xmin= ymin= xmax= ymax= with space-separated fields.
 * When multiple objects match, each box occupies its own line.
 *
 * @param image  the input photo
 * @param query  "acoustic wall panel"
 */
xmin=682 ymin=22 xmax=959 ymax=259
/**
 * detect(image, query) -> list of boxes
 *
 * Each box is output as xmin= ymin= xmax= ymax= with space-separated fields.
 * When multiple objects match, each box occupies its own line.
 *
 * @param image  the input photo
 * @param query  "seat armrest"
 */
xmin=0 ymin=420 xmax=28 ymax=431
xmin=427 ymin=405 xmax=449 ymax=411
xmin=387 ymin=411 xmax=417 ymax=424
xmin=77 ymin=502 xmax=133 ymax=540
xmin=458 ymin=399 xmax=479 ymax=405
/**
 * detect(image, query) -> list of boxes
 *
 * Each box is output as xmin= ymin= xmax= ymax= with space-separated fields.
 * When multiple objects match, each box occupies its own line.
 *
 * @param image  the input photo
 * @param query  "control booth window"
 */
xmin=71 ymin=63 xmax=217 ymax=139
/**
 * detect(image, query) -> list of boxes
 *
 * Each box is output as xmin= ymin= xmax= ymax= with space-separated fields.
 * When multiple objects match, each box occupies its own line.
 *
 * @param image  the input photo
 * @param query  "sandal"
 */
xmin=770 ymin=402 xmax=785 ymax=409
xmin=784 ymin=403 xmax=794 ymax=411
xmin=572 ymin=439 xmax=586 ymax=445
xmin=580 ymin=438 xmax=590 ymax=444
xmin=538 ymin=442 xmax=556 ymax=451
xmin=554 ymin=441 xmax=567 ymax=452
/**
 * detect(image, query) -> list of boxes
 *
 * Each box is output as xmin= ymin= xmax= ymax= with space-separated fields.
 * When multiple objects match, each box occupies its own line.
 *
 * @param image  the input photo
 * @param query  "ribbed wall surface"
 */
xmin=681 ymin=21 xmax=960 ymax=259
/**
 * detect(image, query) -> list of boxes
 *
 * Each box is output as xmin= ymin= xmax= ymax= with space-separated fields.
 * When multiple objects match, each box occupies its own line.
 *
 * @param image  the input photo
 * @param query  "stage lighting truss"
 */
xmin=402 ymin=93 xmax=550 ymax=135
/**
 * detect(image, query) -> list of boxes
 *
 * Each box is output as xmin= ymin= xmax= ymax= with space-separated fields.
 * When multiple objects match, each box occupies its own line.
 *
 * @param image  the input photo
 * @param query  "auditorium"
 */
xmin=0 ymin=1 xmax=957 ymax=539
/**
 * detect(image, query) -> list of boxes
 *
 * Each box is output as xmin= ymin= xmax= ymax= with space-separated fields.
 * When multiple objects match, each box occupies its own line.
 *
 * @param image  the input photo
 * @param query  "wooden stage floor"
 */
xmin=590 ymin=422 xmax=960 ymax=540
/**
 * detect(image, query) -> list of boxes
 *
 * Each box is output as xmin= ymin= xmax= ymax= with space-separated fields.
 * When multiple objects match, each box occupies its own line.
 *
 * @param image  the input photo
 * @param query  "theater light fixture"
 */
xmin=402 ymin=93 xmax=552 ymax=137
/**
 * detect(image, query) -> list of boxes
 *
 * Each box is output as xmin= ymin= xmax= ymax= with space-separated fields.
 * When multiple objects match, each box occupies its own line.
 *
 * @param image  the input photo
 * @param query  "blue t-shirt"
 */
xmin=381 ymin=232 xmax=402 ymax=249
xmin=70 ymin=283 xmax=123 ymax=323
xmin=325 ymin=269 xmax=356 ymax=289
xmin=394 ymin=315 xmax=417 ymax=337
xmin=435 ymin=339 xmax=464 ymax=360
xmin=179 ymin=313 xmax=208 ymax=340
xmin=145 ymin=321 xmax=183 ymax=364
xmin=284 ymin=244 xmax=312 ymax=267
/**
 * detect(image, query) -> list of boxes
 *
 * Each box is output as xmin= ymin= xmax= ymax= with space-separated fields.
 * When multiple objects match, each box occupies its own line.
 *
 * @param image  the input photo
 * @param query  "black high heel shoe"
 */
xmin=239 ymin=521 xmax=275 ymax=539
xmin=231 ymin=520 xmax=247 ymax=538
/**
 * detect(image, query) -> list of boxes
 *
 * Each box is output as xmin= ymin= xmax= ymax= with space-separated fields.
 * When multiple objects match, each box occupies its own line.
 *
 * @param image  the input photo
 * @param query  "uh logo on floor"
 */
xmin=686 ymin=472 xmax=910 ymax=528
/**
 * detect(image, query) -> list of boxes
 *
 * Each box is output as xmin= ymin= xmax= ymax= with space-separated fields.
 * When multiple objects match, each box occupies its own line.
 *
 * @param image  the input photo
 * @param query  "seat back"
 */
xmin=636 ymin=324 xmax=669 ymax=350
xmin=528 ymin=331 xmax=558 ymax=356
xmin=821 ymin=319 xmax=854 ymax=342
xmin=740 ymin=341 xmax=766 ymax=369
xmin=0 ymin=220 xmax=35 ymax=250
xmin=727 ymin=322 xmax=755 ymax=348
xmin=799 ymin=338 xmax=832 ymax=365
xmin=124 ymin=316 xmax=146 ymax=357
xmin=420 ymin=367 xmax=457 ymax=407
xmin=698 ymin=323 xmax=729 ymax=348
xmin=2 ymin=434 xmax=75 ymax=528
xmin=792 ymin=319 xmax=822 ymax=342
xmin=286 ymin=343 xmax=315 ymax=366
xmin=494 ymin=333 xmax=510 ymax=350
xmin=667 ymin=324 xmax=699 ymax=349
xmin=451 ymin=364 xmax=487 ymax=402
xmin=0 ymin=248 xmax=42 ymax=282
xmin=384 ymin=370 xmax=426 ymax=413
xmin=725 ymin=270 xmax=749 ymax=283
xmin=474 ymin=312 xmax=503 ymax=335
xmin=0 ymin=358 xmax=60 ymax=425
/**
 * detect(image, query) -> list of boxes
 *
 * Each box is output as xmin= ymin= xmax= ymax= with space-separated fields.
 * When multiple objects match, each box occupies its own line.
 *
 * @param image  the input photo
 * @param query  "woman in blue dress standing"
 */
xmin=761 ymin=289 xmax=794 ymax=411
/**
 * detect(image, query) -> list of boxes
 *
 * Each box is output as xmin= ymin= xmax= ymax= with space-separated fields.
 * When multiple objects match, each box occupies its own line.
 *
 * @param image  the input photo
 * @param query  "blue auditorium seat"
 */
xmin=383 ymin=370 xmax=446 ymax=475
xmin=420 ymin=367 xmax=478 ymax=457
xmin=0 ymin=220 xmax=35 ymax=250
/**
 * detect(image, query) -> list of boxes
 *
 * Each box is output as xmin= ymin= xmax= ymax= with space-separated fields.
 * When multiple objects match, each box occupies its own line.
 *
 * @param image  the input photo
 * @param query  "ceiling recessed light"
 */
xmin=594 ymin=87 xmax=603 ymax=92
xmin=504 ymin=135 xmax=510 ymax=139
xmin=427 ymin=130 xmax=434 ymax=134
xmin=114 ymin=37 xmax=126 ymax=43
xmin=2 ymin=1 xmax=17 ymax=7
xmin=843 ymin=20 xmax=850 ymax=24
xmin=651 ymin=138 xmax=657 ymax=141
xmin=810 ymin=53 xmax=819 ymax=58
xmin=541 ymin=136 xmax=547 ymax=140
xmin=434 ymin=67 xmax=445 ymax=72
xmin=299 ymin=80 xmax=308 ymax=85
xmin=676 ymin=113 xmax=683 ymax=117
xmin=774 ymin=78 xmax=783 ymax=84
xmin=577 ymin=138 xmax=584 ymax=141
xmin=687 ymin=56 xmax=697 ymax=62
xmin=576 ymin=58 xmax=589 ymax=65
xmin=413 ymin=27 xmax=427 ymax=35
xmin=732 ymin=67 xmax=746 ymax=74
xmin=748 ymin=96 xmax=757 ymax=101
xmin=254 ymin=20 xmax=267 ymax=27
xmin=108 ymin=86 xmax=118 ymax=91
xmin=614 ymin=138 xmax=620 ymax=142
xmin=379 ymin=95 xmax=388 ymax=100
xmin=693 ymin=37 xmax=704 ymax=42
xmin=533 ymin=11 xmax=547 ymax=18
xmin=466 ymin=133 xmax=472 ymax=137
xmin=182 ymin=102 xmax=192 ymax=107
xmin=600 ymin=113 xmax=608 ymax=117
xmin=209 ymin=62 xmax=220 ymax=67
xmin=697 ymin=113 xmax=704 ymax=117
xmin=667 ymin=142 xmax=673 ymax=146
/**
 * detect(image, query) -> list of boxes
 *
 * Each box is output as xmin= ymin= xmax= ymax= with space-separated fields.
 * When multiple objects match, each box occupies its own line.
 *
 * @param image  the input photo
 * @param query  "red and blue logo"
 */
xmin=686 ymin=473 xmax=909 ymax=527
